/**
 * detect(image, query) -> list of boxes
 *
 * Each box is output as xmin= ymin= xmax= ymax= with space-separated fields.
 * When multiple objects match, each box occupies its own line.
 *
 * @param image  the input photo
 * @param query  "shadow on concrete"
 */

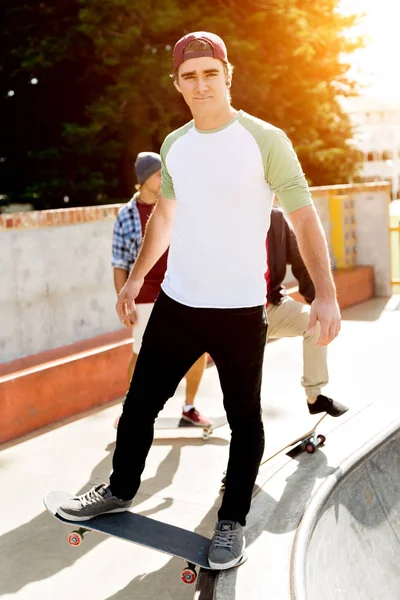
xmin=102 ymin=491 xmax=224 ymax=600
xmin=4 ymin=431 xmax=393 ymax=600
xmin=215 ymin=449 xmax=336 ymax=598
xmin=102 ymin=449 xmax=337 ymax=600
xmin=218 ymin=427 xmax=400 ymax=600
xmin=0 ymin=436 xmax=226 ymax=596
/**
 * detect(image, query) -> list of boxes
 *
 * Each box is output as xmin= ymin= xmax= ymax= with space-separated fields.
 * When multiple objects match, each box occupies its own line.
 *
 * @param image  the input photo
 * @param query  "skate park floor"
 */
xmin=1 ymin=296 xmax=399 ymax=600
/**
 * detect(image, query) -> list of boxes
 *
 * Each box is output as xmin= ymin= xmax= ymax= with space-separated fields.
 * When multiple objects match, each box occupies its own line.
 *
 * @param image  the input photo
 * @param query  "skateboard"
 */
xmin=260 ymin=412 xmax=328 ymax=465
xmin=44 ymin=490 xmax=246 ymax=585
xmin=114 ymin=414 xmax=227 ymax=441
xmin=154 ymin=415 xmax=227 ymax=440
xmin=220 ymin=413 xmax=328 ymax=490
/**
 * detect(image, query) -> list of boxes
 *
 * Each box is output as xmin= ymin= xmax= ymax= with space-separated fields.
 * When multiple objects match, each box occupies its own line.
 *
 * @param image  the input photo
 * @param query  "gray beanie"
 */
xmin=135 ymin=152 xmax=161 ymax=185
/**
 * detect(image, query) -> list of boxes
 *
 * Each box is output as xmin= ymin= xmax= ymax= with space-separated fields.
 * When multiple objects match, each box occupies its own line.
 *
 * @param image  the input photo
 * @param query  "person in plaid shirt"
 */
xmin=112 ymin=151 xmax=211 ymax=427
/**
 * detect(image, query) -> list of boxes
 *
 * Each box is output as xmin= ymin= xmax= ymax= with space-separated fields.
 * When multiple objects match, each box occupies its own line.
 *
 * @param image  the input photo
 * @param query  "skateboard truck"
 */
xmin=201 ymin=424 xmax=213 ymax=441
xmin=302 ymin=432 xmax=326 ymax=453
xmin=67 ymin=526 xmax=92 ymax=547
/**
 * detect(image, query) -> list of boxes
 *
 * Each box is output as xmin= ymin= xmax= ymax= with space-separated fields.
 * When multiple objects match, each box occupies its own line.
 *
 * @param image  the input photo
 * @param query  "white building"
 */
xmin=342 ymin=96 xmax=400 ymax=199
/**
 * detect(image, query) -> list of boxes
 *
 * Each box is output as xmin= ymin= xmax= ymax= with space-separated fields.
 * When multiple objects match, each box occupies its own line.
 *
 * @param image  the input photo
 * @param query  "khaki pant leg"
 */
xmin=267 ymin=297 xmax=328 ymax=398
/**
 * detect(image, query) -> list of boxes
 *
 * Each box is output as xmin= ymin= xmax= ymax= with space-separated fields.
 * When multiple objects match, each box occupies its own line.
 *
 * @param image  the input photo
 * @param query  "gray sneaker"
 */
xmin=208 ymin=520 xmax=246 ymax=570
xmin=57 ymin=483 xmax=132 ymax=522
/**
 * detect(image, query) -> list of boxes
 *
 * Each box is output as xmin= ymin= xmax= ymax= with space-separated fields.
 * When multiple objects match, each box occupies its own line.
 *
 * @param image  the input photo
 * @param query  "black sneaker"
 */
xmin=208 ymin=520 xmax=246 ymax=570
xmin=308 ymin=394 xmax=349 ymax=418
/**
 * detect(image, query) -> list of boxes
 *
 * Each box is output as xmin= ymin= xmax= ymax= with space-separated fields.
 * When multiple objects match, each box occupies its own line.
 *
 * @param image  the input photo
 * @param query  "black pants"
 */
xmin=110 ymin=290 xmax=267 ymax=526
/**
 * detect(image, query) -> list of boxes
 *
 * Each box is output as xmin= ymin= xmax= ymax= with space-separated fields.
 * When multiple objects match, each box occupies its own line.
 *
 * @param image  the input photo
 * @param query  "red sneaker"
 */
xmin=182 ymin=408 xmax=212 ymax=427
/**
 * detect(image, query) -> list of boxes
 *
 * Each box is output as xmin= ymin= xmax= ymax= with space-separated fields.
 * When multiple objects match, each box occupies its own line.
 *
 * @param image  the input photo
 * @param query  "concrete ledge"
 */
xmin=0 ymin=266 xmax=375 ymax=444
xmin=0 ymin=328 xmax=131 ymax=377
xmin=0 ymin=332 xmax=132 ymax=443
xmin=333 ymin=266 xmax=375 ymax=309
xmin=288 ymin=265 xmax=374 ymax=309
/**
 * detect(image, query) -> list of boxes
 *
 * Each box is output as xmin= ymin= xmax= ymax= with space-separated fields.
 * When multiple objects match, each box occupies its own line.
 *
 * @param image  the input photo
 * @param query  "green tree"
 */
xmin=1 ymin=0 xmax=364 ymax=208
xmin=1 ymin=0 xmax=127 ymax=207
xmin=221 ymin=0 xmax=364 ymax=185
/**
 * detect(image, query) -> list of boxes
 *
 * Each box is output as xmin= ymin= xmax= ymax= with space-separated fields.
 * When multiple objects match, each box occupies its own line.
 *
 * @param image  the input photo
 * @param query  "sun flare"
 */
xmin=338 ymin=0 xmax=400 ymax=103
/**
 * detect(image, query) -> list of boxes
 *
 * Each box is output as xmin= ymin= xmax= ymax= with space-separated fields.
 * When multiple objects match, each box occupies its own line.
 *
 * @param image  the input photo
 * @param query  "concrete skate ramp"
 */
xmin=292 ymin=423 xmax=400 ymax=600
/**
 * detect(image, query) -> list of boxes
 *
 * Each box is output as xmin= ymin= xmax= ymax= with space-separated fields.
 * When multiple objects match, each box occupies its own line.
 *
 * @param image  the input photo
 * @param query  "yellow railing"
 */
xmin=389 ymin=226 xmax=400 ymax=286
xmin=329 ymin=195 xmax=357 ymax=269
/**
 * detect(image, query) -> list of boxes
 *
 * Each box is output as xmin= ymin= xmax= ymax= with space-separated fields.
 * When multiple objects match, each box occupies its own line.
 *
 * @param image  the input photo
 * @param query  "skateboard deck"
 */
xmin=44 ymin=490 xmax=245 ymax=585
xmin=155 ymin=415 xmax=227 ymax=440
xmin=114 ymin=415 xmax=227 ymax=440
xmin=260 ymin=412 xmax=328 ymax=466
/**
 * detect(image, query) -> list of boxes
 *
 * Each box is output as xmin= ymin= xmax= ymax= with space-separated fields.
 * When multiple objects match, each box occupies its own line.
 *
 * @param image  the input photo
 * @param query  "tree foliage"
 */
xmin=0 ymin=0 xmax=364 ymax=208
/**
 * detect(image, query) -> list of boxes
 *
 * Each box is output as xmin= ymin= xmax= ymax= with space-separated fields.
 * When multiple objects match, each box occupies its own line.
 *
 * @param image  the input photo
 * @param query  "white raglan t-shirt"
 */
xmin=160 ymin=110 xmax=312 ymax=308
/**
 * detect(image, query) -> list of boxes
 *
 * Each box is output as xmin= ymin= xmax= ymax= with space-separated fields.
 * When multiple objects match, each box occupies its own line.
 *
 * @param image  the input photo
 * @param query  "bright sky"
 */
xmin=338 ymin=0 xmax=399 ymax=104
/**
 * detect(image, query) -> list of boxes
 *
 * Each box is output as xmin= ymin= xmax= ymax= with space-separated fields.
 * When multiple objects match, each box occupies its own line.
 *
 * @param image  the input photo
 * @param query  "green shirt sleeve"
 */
xmin=160 ymin=121 xmax=194 ymax=199
xmin=264 ymin=128 xmax=312 ymax=213
xmin=160 ymin=140 xmax=175 ymax=199
xmin=239 ymin=113 xmax=312 ymax=213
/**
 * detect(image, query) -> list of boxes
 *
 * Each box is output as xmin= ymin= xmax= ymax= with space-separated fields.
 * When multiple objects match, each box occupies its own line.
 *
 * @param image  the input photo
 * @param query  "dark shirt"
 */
xmin=265 ymin=207 xmax=315 ymax=305
xmin=136 ymin=201 xmax=169 ymax=304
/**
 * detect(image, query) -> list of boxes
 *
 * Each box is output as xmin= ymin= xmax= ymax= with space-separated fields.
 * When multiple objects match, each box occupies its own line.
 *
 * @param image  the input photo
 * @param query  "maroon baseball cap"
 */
xmin=173 ymin=31 xmax=228 ymax=71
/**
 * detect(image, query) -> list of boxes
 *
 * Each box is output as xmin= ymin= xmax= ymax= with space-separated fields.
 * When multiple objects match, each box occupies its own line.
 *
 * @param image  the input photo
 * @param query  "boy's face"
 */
xmin=142 ymin=169 xmax=161 ymax=195
xmin=175 ymin=56 xmax=230 ymax=118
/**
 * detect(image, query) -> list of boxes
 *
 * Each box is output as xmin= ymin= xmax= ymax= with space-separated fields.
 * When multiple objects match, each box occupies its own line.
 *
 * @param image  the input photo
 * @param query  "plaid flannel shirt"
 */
xmin=111 ymin=193 xmax=142 ymax=272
